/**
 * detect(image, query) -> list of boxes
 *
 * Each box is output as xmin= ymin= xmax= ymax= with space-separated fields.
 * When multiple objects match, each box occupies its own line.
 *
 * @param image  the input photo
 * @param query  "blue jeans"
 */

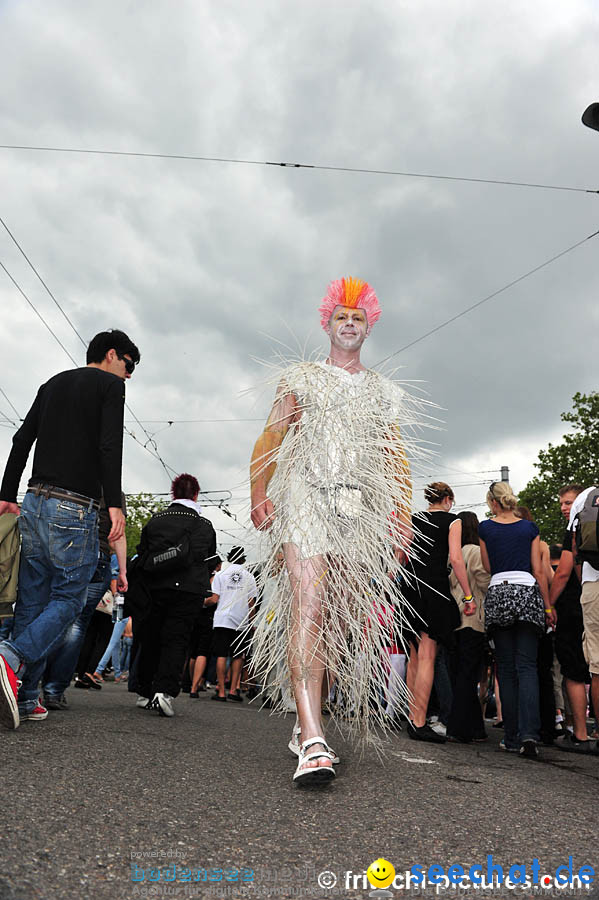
xmin=42 ymin=552 xmax=111 ymax=699
xmin=0 ymin=491 xmax=99 ymax=712
xmin=120 ymin=636 xmax=133 ymax=674
xmin=95 ymin=617 xmax=129 ymax=677
xmin=493 ymin=622 xmax=541 ymax=747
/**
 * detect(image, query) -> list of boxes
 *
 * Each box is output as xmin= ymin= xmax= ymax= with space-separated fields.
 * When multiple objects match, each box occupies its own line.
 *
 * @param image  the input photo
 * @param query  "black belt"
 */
xmin=27 ymin=484 xmax=99 ymax=512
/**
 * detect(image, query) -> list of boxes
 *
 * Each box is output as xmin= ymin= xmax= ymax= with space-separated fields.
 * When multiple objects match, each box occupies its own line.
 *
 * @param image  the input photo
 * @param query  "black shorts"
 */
xmin=211 ymin=627 xmax=246 ymax=660
xmin=555 ymin=597 xmax=590 ymax=684
xmin=189 ymin=623 xmax=213 ymax=658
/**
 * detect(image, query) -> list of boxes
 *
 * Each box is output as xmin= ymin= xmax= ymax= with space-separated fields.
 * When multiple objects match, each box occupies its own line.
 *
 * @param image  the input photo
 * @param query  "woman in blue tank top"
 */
xmin=478 ymin=481 xmax=552 ymax=758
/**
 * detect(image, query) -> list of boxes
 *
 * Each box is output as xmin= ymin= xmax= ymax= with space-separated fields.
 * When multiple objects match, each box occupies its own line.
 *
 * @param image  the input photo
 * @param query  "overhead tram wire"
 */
xmin=0 ymin=255 xmax=177 ymax=479
xmin=0 ymin=385 xmax=21 ymax=420
xmin=0 ymin=217 xmax=177 ymax=480
xmin=0 ymin=215 xmax=87 ymax=349
xmin=0 ymin=143 xmax=597 ymax=195
xmin=0 ymin=259 xmax=79 ymax=365
xmin=375 ymin=227 xmax=599 ymax=368
xmin=0 ymin=410 xmax=17 ymax=427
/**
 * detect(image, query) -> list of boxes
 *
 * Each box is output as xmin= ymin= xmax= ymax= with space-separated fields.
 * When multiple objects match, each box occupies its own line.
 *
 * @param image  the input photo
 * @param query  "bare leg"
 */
xmin=408 ymin=633 xmax=437 ymax=727
xmin=191 ymin=655 xmax=207 ymax=693
xmin=229 ymin=657 xmax=244 ymax=694
xmin=215 ymin=657 xmax=227 ymax=698
xmin=284 ymin=544 xmax=332 ymax=772
xmin=494 ymin=667 xmax=503 ymax=724
xmin=565 ymin=678 xmax=589 ymax=740
xmin=406 ymin=642 xmax=418 ymax=721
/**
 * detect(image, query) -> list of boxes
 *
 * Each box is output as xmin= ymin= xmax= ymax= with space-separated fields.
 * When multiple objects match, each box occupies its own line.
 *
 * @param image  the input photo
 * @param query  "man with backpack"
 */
xmin=134 ymin=473 xmax=216 ymax=717
xmin=549 ymin=485 xmax=591 ymax=751
xmin=566 ymin=484 xmax=599 ymax=752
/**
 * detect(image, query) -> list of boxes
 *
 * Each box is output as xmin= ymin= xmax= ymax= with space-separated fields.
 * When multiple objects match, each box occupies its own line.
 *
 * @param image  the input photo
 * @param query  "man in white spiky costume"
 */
xmin=250 ymin=278 xmax=414 ymax=785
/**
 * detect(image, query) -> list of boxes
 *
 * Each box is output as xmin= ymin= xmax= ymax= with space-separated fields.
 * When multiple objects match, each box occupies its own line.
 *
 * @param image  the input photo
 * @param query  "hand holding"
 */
xmin=251 ymin=497 xmax=276 ymax=531
xmin=0 ymin=501 xmax=20 ymax=517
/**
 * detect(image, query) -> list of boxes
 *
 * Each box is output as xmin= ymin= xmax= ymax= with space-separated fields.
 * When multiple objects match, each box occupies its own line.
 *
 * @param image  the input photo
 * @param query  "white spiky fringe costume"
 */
xmin=250 ymin=355 xmax=432 ymax=746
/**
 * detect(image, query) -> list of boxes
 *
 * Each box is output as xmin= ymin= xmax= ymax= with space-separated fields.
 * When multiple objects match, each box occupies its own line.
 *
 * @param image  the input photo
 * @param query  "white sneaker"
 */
xmin=136 ymin=695 xmax=152 ymax=709
xmin=152 ymin=692 xmax=175 ymax=717
xmin=429 ymin=721 xmax=446 ymax=737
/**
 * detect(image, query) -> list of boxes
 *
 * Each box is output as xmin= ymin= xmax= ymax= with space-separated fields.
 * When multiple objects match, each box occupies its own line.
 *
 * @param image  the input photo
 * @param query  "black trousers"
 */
xmin=537 ymin=630 xmax=556 ymax=742
xmin=136 ymin=588 xmax=198 ymax=698
xmin=447 ymin=628 xmax=486 ymax=741
xmin=76 ymin=611 xmax=113 ymax=676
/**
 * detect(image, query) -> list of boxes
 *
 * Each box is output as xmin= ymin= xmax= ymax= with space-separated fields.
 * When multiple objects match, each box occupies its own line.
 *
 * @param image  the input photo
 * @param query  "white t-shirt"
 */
xmin=212 ymin=563 xmax=257 ymax=630
xmin=567 ymin=486 xmax=599 ymax=583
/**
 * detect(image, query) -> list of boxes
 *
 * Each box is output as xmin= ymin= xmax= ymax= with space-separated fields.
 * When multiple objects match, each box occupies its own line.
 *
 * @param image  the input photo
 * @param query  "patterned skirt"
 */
xmin=484 ymin=582 xmax=545 ymax=634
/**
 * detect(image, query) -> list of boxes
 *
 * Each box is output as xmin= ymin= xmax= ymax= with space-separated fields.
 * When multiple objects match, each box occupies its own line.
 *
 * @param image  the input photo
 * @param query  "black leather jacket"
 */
xmin=137 ymin=502 xmax=216 ymax=597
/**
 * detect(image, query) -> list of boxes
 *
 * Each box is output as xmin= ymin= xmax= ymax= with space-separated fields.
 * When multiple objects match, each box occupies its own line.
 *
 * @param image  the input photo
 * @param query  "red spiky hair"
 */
xmin=319 ymin=277 xmax=381 ymax=330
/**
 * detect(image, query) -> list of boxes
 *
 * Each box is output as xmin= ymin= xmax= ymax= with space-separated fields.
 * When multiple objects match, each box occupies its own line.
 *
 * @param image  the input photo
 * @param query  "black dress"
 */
xmin=404 ymin=510 xmax=461 ymax=646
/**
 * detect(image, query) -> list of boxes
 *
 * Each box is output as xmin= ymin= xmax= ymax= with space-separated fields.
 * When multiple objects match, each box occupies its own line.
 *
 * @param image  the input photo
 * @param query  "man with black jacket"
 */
xmin=135 ymin=473 xmax=216 ymax=717
xmin=0 ymin=329 xmax=140 ymax=729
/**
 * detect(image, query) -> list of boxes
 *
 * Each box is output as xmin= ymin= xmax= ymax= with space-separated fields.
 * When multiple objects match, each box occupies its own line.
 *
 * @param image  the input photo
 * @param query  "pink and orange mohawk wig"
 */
xmin=319 ymin=277 xmax=382 ymax=331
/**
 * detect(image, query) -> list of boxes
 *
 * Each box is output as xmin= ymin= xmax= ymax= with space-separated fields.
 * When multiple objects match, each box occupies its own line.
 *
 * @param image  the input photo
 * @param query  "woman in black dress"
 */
xmin=405 ymin=482 xmax=474 ymax=742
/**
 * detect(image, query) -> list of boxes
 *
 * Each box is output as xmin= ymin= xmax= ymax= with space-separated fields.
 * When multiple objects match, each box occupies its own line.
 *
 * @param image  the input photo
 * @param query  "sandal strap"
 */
xmin=300 ymin=736 xmax=328 ymax=754
xmin=298 ymin=750 xmax=332 ymax=766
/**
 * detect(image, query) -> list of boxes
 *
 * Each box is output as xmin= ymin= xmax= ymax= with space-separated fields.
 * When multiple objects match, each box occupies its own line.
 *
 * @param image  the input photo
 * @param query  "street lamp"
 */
xmin=582 ymin=103 xmax=599 ymax=132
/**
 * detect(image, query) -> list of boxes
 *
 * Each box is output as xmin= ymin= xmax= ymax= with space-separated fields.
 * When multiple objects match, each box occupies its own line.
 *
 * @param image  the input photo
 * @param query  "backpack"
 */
xmin=140 ymin=508 xmax=197 ymax=574
xmin=143 ymin=533 xmax=192 ymax=573
xmin=574 ymin=488 xmax=599 ymax=567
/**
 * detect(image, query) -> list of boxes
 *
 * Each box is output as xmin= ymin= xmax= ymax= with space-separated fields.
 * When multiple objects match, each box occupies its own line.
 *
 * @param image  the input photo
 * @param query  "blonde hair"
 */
xmin=424 ymin=481 xmax=455 ymax=504
xmin=487 ymin=481 xmax=518 ymax=511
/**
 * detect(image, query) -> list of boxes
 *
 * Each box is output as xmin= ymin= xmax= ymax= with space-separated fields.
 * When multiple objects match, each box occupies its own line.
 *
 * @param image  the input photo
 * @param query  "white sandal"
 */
xmin=288 ymin=723 xmax=340 ymax=764
xmin=293 ymin=736 xmax=336 ymax=785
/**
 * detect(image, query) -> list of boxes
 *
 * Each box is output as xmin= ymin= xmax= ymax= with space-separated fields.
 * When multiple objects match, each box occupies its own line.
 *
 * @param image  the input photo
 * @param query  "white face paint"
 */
xmin=327 ymin=305 xmax=369 ymax=351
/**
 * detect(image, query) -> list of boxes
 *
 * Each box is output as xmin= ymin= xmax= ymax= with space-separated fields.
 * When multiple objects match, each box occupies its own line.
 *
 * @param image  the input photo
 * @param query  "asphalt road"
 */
xmin=3 ymin=684 xmax=598 ymax=900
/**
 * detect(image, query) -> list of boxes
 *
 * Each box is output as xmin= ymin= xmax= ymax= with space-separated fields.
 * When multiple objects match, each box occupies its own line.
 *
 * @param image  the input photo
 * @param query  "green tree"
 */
xmin=518 ymin=392 xmax=599 ymax=544
xmin=124 ymin=493 xmax=168 ymax=555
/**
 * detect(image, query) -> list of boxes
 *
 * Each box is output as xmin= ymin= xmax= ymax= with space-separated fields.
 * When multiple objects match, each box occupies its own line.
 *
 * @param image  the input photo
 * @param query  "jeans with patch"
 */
xmin=42 ymin=552 xmax=111 ymax=699
xmin=0 ymin=491 xmax=99 ymax=712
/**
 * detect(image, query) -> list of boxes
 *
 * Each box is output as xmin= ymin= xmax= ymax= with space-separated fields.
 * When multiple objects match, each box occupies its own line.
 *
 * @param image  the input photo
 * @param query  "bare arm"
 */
xmin=540 ymin=540 xmax=554 ymax=586
xmin=548 ymin=550 xmax=574 ymax=607
xmin=531 ymin=536 xmax=553 ymax=623
xmin=448 ymin=520 xmax=473 ymax=603
xmin=250 ymin=379 xmax=298 ymax=530
xmin=112 ymin=533 xmax=128 ymax=593
xmin=204 ymin=592 xmax=219 ymax=607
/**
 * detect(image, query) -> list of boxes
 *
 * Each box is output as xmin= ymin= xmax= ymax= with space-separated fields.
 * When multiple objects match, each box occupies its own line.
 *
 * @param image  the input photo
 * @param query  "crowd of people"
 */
xmin=396 ymin=479 xmax=598 ymax=758
xmin=0 ymin=285 xmax=598 ymax=792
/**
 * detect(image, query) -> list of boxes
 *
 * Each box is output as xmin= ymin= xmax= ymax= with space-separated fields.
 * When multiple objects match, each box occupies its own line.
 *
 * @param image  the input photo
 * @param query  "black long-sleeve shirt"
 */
xmin=0 ymin=367 xmax=125 ymax=508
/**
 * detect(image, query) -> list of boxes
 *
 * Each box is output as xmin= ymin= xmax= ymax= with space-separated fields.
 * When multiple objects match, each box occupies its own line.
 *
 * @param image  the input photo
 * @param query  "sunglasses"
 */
xmin=117 ymin=353 xmax=136 ymax=374
xmin=489 ymin=482 xmax=497 ymax=498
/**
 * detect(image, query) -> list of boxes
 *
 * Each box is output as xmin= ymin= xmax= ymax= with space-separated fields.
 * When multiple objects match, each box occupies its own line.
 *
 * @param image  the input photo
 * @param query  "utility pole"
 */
xmin=501 ymin=466 xmax=509 ymax=483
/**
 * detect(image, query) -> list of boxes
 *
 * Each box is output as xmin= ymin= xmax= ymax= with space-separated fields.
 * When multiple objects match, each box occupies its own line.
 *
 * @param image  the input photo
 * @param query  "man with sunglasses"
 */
xmin=0 ymin=329 xmax=140 ymax=729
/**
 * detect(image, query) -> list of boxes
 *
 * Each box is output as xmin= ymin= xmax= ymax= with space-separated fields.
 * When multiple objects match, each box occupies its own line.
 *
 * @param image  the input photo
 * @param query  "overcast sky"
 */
xmin=1 ymin=0 xmax=598 ymax=554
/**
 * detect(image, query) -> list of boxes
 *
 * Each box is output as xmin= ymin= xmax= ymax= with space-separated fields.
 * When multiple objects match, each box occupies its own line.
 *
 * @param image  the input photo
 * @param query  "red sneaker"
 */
xmin=21 ymin=701 xmax=49 ymax=721
xmin=0 ymin=655 xmax=20 ymax=729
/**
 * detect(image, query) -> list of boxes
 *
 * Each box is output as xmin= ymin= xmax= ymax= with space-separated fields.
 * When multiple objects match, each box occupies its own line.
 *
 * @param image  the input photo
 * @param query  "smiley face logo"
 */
xmin=366 ymin=858 xmax=395 ymax=890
